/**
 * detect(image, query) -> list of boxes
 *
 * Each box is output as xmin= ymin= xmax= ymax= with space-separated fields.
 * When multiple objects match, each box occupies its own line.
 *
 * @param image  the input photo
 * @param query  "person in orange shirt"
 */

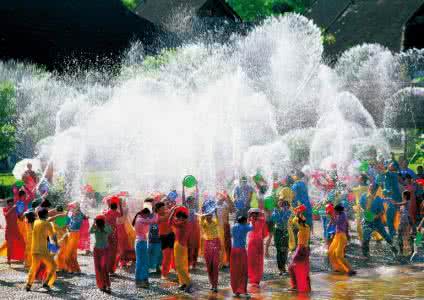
xmin=169 ymin=206 xmax=192 ymax=293
xmin=26 ymin=208 xmax=58 ymax=292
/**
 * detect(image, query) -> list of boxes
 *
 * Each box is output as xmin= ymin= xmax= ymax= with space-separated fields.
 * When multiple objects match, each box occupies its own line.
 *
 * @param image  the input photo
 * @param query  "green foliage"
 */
xmin=227 ymin=0 xmax=307 ymax=21
xmin=142 ymin=49 xmax=177 ymax=70
xmin=122 ymin=0 xmax=138 ymax=11
xmin=0 ymin=81 xmax=17 ymax=160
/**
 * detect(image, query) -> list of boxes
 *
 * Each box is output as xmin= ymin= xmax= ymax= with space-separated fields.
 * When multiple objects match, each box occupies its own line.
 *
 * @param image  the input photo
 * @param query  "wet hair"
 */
xmin=334 ymin=204 xmax=344 ymax=212
xmin=25 ymin=211 xmax=36 ymax=224
xmin=95 ymin=218 xmax=105 ymax=230
xmin=176 ymin=211 xmax=188 ymax=219
xmin=237 ymin=216 xmax=247 ymax=224
xmin=144 ymin=197 xmax=154 ymax=203
xmin=141 ymin=208 xmax=151 ymax=215
xmin=403 ymin=190 xmax=411 ymax=201
xmin=360 ymin=174 xmax=368 ymax=184
xmin=6 ymin=198 xmax=13 ymax=205
xmin=18 ymin=190 xmax=26 ymax=197
xmin=38 ymin=208 xmax=49 ymax=219
xmin=155 ymin=202 xmax=165 ymax=212
xmin=110 ymin=203 xmax=118 ymax=210
xmin=132 ymin=208 xmax=151 ymax=226
xmin=40 ymin=199 xmax=51 ymax=208
xmin=56 ymin=205 xmax=64 ymax=212
xmin=296 ymin=171 xmax=305 ymax=179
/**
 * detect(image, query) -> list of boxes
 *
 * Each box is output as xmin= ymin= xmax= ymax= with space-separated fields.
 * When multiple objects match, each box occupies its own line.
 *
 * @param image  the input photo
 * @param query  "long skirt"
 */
xmin=230 ymin=248 xmax=248 ymax=294
xmin=204 ymin=238 xmax=221 ymax=288
xmin=328 ymin=232 xmax=351 ymax=273
xmin=94 ymin=247 xmax=110 ymax=289
xmin=64 ymin=231 xmax=81 ymax=272
xmin=247 ymin=237 xmax=264 ymax=285
xmin=108 ymin=229 xmax=118 ymax=274
xmin=288 ymin=246 xmax=311 ymax=292
xmin=78 ymin=218 xmax=91 ymax=251
xmin=117 ymin=222 xmax=136 ymax=267
xmin=174 ymin=241 xmax=190 ymax=286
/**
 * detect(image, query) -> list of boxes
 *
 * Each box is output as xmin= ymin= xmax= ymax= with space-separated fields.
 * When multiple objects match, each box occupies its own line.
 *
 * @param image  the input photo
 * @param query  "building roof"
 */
xmin=135 ymin=0 xmax=240 ymax=31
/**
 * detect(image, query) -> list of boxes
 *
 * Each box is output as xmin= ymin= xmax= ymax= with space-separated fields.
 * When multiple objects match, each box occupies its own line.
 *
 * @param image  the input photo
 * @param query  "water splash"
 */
xmin=1 ymin=14 xmax=423 ymax=199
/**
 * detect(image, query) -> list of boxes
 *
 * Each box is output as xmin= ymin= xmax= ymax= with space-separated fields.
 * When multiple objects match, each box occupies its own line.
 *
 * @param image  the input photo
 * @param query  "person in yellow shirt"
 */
xmin=200 ymin=200 xmax=221 ymax=293
xmin=26 ymin=208 xmax=58 ymax=292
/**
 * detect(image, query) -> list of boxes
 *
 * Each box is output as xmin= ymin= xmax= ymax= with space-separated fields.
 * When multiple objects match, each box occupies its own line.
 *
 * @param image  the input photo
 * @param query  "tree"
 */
xmin=0 ymin=81 xmax=17 ymax=160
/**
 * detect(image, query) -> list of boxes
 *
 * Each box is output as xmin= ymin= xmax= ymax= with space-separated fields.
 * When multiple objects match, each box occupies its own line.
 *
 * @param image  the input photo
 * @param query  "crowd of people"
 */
xmin=1 ymin=157 xmax=423 ymax=297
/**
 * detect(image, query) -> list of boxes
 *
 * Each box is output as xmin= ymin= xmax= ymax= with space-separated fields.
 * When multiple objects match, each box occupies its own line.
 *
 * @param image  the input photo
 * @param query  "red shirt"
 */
xmin=171 ymin=219 xmax=189 ymax=247
xmin=158 ymin=211 xmax=171 ymax=235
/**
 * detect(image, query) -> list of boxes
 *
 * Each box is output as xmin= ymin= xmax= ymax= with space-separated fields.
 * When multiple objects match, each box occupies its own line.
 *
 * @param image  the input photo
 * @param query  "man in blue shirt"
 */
xmin=233 ymin=176 xmax=253 ymax=218
xmin=291 ymin=172 xmax=312 ymax=228
xmin=360 ymin=183 xmax=397 ymax=258
xmin=271 ymin=199 xmax=291 ymax=275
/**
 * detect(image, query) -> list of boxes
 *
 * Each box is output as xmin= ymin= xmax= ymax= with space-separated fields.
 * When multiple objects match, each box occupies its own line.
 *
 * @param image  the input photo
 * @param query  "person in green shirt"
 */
xmin=90 ymin=215 xmax=112 ymax=294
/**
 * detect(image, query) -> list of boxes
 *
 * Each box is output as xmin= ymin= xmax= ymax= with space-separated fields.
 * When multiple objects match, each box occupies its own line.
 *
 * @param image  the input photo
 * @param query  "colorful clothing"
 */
xmin=288 ymin=224 xmax=311 ymax=292
xmin=201 ymin=218 xmax=221 ymax=288
xmin=27 ymin=220 xmax=57 ymax=287
xmin=230 ymin=248 xmax=248 ymax=294
xmin=292 ymin=181 xmax=312 ymax=227
xmin=247 ymin=217 xmax=267 ymax=285
xmin=104 ymin=209 xmax=121 ymax=274
xmin=272 ymin=208 xmax=291 ymax=271
xmin=3 ymin=206 xmax=25 ymax=261
xmin=90 ymin=224 xmax=112 ymax=289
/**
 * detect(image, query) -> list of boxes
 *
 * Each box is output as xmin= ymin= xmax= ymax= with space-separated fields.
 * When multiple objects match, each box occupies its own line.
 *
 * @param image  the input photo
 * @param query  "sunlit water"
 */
xmin=161 ymin=264 xmax=424 ymax=300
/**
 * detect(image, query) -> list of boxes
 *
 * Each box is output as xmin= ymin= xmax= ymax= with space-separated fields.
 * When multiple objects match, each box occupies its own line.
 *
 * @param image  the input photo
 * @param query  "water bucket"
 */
xmin=48 ymin=243 xmax=59 ymax=254
xmin=15 ymin=180 xmax=24 ymax=188
xmin=183 ymin=175 xmax=197 ymax=188
xmin=55 ymin=215 xmax=69 ymax=228
xmin=264 ymin=196 xmax=276 ymax=210
xmin=16 ymin=201 xmax=25 ymax=215
xmin=364 ymin=210 xmax=375 ymax=222
xmin=415 ymin=232 xmax=423 ymax=246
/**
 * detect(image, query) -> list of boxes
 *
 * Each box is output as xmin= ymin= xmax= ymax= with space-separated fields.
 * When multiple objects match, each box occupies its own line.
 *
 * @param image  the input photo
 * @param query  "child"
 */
xmin=271 ymin=199 xmax=291 ymax=275
xmin=186 ymin=196 xmax=200 ymax=270
xmin=148 ymin=202 xmax=163 ymax=274
xmin=90 ymin=215 xmax=112 ymax=294
xmin=24 ymin=210 xmax=36 ymax=269
xmin=133 ymin=206 xmax=158 ymax=288
xmin=328 ymin=204 xmax=356 ymax=275
xmin=230 ymin=216 xmax=252 ymax=297
xmin=62 ymin=202 xmax=85 ymax=273
xmin=288 ymin=205 xmax=311 ymax=293
xmin=104 ymin=196 xmax=123 ymax=275
xmin=216 ymin=191 xmax=234 ymax=268
xmin=247 ymin=208 xmax=268 ymax=287
xmin=26 ymin=208 xmax=58 ymax=292
xmin=3 ymin=198 xmax=25 ymax=264
xmin=200 ymin=203 xmax=221 ymax=293
xmin=411 ymin=217 xmax=424 ymax=262
xmin=157 ymin=201 xmax=174 ymax=279
xmin=169 ymin=206 xmax=192 ymax=293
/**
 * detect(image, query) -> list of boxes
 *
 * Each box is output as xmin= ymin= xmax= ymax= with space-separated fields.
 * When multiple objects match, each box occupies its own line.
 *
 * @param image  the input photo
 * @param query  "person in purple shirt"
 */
xmin=230 ymin=216 xmax=252 ymax=297
xmin=327 ymin=204 xmax=356 ymax=275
